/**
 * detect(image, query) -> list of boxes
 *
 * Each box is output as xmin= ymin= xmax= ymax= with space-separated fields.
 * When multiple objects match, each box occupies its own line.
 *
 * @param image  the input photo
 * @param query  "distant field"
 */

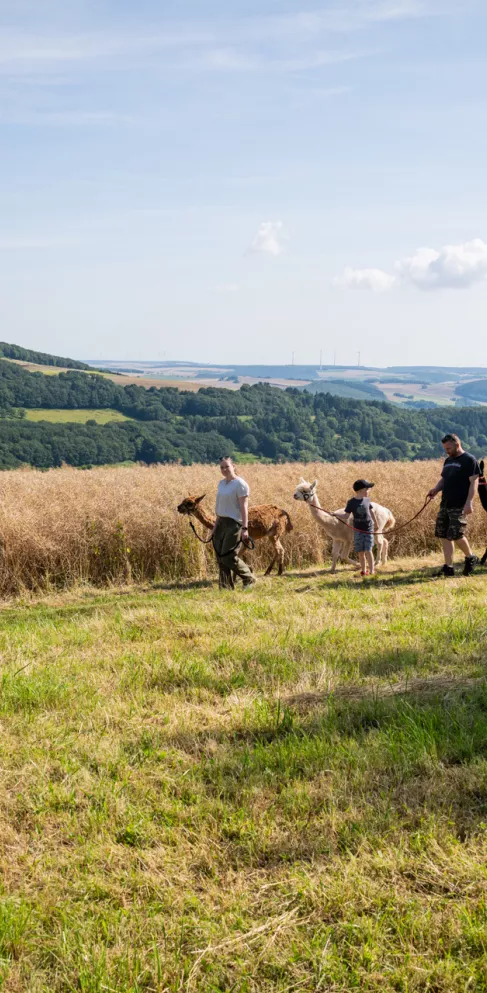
xmin=7 ymin=356 xmax=487 ymax=403
xmin=103 ymin=375 xmax=206 ymax=390
xmin=4 ymin=359 xmax=209 ymax=391
xmin=6 ymin=358 xmax=75 ymax=375
xmin=5 ymin=358 xmax=117 ymax=379
xmin=379 ymin=381 xmax=458 ymax=404
xmin=24 ymin=408 xmax=132 ymax=424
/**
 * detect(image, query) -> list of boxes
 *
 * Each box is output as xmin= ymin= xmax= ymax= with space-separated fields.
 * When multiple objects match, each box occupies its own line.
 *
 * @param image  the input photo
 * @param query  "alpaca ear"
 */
xmin=299 ymin=477 xmax=306 ymax=484
xmin=312 ymin=480 xmax=318 ymax=490
xmin=195 ymin=494 xmax=206 ymax=504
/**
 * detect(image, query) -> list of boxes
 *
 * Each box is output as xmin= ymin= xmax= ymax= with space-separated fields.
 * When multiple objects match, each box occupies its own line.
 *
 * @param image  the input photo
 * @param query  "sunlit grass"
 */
xmin=1 ymin=565 xmax=487 ymax=990
xmin=24 ymin=408 xmax=132 ymax=423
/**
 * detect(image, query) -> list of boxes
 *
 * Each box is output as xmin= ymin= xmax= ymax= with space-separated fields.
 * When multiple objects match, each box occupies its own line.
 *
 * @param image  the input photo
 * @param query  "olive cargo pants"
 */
xmin=212 ymin=517 xmax=255 ymax=589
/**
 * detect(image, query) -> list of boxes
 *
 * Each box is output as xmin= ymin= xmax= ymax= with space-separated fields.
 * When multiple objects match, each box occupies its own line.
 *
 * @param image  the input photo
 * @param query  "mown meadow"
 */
xmin=1 ymin=563 xmax=487 ymax=991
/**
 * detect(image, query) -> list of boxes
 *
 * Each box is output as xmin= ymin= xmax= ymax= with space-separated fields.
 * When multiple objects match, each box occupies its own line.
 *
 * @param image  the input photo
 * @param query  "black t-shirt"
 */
xmin=441 ymin=451 xmax=480 ymax=508
xmin=345 ymin=497 xmax=374 ymax=532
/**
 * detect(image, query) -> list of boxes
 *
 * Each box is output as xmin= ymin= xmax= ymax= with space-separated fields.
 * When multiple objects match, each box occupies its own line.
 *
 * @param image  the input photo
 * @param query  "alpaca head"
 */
xmin=293 ymin=478 xmax=318 ymax=502
xmin=177 ymin=494 xmax=206 ymax=516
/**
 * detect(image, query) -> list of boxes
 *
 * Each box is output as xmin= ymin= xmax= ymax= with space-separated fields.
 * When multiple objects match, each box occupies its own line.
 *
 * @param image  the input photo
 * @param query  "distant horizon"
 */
xmin=86 ymin=359 xmax=487 ymax=374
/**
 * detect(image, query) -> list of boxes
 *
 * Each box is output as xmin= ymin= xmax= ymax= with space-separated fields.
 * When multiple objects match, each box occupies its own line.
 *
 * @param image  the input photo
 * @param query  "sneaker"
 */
xmin=360 ymin=571 xmax=368 ymax=577
xmin=434 ymin=564 xmax=455 ymax=578
xmin=463 ymin=555 xmax=478 ymax=577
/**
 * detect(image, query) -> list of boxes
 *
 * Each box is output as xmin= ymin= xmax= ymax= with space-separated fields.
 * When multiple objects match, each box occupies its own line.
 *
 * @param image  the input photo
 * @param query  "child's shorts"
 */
xmin=354 ymin=531 xmax=374 ymax=553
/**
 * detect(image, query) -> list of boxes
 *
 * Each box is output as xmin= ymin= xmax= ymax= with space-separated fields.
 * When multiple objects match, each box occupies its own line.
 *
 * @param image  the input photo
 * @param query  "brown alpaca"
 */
xmin=177 ymin=495 xmax=293 ymax=575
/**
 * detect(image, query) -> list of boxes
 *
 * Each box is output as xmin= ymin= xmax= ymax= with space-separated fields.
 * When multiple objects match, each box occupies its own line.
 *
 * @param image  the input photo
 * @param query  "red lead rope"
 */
xmin=309 ymin=495 xmax=433 ymax=537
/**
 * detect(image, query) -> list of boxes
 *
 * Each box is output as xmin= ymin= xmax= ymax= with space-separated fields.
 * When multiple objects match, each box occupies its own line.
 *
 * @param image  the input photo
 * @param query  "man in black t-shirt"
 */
xmin=427 ymin=433 xmax=480 ymax=577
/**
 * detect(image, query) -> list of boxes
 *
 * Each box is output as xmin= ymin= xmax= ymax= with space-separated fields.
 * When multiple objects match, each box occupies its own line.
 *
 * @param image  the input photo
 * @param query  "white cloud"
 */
xmin=333 ymin=266 xmax=396 ymax=291
xmin=334 ymin=239 xmax=487 ymax=293
xmin=249 ymin=221 xmax=286 ymax=257
xmin=396 ymin=238 xmax=487 ymax=290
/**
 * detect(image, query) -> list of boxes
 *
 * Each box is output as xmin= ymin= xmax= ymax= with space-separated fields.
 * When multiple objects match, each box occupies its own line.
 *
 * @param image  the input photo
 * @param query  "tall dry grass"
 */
xmin=0 ymin=461 xmax=486 ymax=596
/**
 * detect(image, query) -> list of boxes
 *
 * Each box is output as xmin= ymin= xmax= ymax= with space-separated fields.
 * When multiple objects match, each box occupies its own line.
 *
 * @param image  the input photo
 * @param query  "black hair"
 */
xmin=441 ymin=433 xmax=460 ymax=444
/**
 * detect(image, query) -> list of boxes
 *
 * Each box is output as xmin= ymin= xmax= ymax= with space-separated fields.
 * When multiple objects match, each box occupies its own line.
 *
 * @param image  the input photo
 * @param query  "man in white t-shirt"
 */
xmin=212 ymin=457 xmax=256 ymax=588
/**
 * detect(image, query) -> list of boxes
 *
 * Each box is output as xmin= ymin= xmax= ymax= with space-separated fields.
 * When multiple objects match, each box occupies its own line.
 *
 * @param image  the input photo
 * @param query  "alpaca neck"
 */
xmin=308 ymin=494 xmax=332 ymax=523
xmin=193 ymin=504 xmax=216 ymax=530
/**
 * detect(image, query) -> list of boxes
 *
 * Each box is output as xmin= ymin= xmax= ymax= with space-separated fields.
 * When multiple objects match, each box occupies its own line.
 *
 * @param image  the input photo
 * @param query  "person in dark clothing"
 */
xmin=427 ymin=433 xmax=480 ymax=577
xmin=345 ymin=479 xmax=379 ymax=577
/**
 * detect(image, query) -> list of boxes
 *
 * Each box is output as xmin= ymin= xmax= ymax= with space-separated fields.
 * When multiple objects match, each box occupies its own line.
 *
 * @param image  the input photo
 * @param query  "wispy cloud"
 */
xmin=0 ymin=0 xmax=453 ymax=79
xmin=203 ymin=47 xmax=362 ymax=74
xmin=333 ymin=266 xmax=396 ymax=291
xmin=334 ymin=238 xmax=487 ymax=292
xmin=0 ymin=27 xmax=213 ymax=75
xmin=244 ymin=0 xmax=457 ymax=41
xmin=249 ymin=221 xmax=287 ymax=257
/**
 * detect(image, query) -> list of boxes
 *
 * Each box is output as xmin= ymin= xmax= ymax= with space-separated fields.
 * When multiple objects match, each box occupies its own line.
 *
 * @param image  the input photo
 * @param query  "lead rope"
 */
xmin=188 ymin=519 xmax=255 ymax=552
xmin=307 ymin=495 xmax=433 ymax=537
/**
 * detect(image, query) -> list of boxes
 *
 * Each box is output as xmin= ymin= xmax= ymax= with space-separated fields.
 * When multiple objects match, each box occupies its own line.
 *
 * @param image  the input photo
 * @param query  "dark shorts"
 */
xmin=435 ymin=505 xmax=468 ymax=541
xmin=354 ymin=531 xmax=374 ymax=553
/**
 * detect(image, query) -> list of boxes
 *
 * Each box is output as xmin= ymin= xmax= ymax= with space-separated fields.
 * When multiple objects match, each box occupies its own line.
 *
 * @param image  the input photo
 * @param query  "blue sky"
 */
xmin=1 ymin=0 xmax=487 ymax=366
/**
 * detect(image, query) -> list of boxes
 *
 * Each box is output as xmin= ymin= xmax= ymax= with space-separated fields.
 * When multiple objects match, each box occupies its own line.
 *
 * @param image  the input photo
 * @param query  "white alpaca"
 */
xmin=293 ymin=478 xmax=396 ymax=573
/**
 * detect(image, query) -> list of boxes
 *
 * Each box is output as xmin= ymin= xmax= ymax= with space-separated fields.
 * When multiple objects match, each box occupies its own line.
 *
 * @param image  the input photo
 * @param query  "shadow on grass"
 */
xmin=165 ymin=677 xmax=487 ymax=852
xmin=291 ymin=568 xmax=444 ymax=593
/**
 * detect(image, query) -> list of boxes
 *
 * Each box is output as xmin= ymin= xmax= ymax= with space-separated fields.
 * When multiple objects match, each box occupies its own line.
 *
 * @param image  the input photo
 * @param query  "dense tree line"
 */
xmin=0 ymin=421 xmax=232 ymax=469
xmin=0 ymin=343 xmax=92 ymax=370
xmin=1 ymin=360 xmax=487 ymax=468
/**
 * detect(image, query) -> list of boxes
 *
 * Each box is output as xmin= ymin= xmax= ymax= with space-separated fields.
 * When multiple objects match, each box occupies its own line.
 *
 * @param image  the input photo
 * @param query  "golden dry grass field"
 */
xmin=0 ymin=461 xmax=486 ymax=597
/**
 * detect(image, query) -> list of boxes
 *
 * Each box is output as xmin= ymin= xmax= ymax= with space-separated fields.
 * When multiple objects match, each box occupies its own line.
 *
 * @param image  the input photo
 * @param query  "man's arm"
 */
xmin=427 ymin=478 xmax=444 ymax=499
xmin=238 ymin=495 xmax=249 ymax=532
xmin=464 ymin=474 xmax=479 ymax=515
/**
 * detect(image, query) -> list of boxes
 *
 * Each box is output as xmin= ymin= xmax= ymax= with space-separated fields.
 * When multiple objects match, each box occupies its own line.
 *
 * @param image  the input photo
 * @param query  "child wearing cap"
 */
xmin=345 ymin=480 xmax=379 ymax=577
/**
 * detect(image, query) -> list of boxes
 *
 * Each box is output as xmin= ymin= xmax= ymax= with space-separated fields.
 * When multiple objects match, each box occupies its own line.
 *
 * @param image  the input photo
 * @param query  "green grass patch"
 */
xmin=24 ymin=408 xmax=133 ymax=424
xmin=1 ymin=564 xmax=487 ymax=990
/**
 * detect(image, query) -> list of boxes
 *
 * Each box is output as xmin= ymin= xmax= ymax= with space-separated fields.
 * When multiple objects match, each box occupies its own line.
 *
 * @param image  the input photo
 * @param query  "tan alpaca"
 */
xmin=177 ymin=495 xmax=293 ymax=575
xmin=293 ymin=478 xmax=395 ymax=573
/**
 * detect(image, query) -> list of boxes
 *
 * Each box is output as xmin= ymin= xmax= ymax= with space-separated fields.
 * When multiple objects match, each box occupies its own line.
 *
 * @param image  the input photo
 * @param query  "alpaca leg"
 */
xmin=381 ymin=537 xmax=389 ymax=565
xmin=263 ymin=537 xmax=277 ymax=575
xmin=331 ymin=540 xmax=341 ymax=573
xmin=375 ymin=535 xmax=383 ymax=568
xmin=275 ymin=538 xmax=285 ymax=576
xmin=342 ymin=541 xmax=358 ymax=567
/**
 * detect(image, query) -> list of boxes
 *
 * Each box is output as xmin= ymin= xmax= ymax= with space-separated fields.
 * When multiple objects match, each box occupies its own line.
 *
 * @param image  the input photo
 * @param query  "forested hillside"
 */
xmin=0 ymin=341 xmax=92 ymax=370
xmin=1 ymin=357 xmax=487 ymax=468
xmin=456 ymin=380 xmax=487 ymax=402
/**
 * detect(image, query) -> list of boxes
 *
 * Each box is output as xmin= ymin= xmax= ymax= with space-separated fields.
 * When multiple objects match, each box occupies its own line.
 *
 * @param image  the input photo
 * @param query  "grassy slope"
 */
xmin=1 ymin=561 xmax=487 ymax=992
xmin=24 ymin=408 xmax=133 ymax=424
xmin=3 ymin=358 xmax=206 ymax=391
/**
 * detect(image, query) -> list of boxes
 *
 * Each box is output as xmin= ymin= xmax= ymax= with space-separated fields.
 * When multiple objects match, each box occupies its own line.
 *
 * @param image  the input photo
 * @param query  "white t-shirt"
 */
xmin=215 ymin=476 xmax=250 ymax=523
